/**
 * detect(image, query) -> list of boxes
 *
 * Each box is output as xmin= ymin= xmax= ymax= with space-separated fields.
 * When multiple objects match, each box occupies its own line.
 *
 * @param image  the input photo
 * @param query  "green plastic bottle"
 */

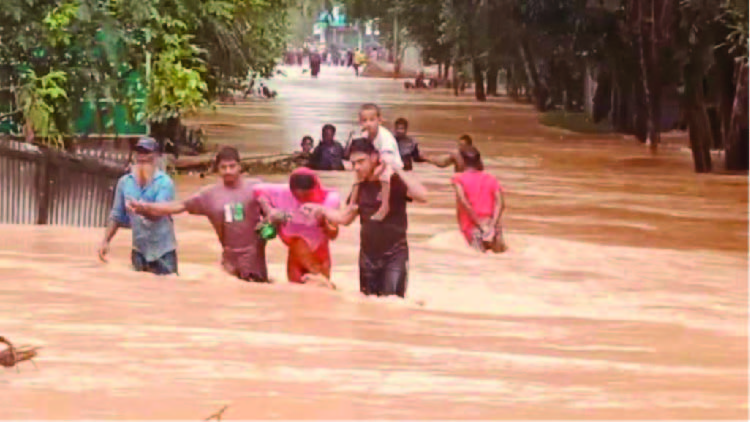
xmin=257 ymin=222 xmax=277 ymax=240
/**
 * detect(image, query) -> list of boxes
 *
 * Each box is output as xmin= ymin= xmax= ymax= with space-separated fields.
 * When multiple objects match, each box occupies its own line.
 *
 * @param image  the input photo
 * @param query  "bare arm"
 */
xmin=130 ymin=200 xmax=187 ymax=217
xmin=323 ymin=205 xmax=359 ymax=226
xmin=102 ymin=220 xmax=122 ymax=243
xmin=490 ymin=189 xmax=505 ymax=227
xmin=392 ymin=165 xmax=428 ymax=203
xmin=426 ymin=153 xmax=455 ymax=168
xmin=452 ymin=181 xmax=481 ymax=227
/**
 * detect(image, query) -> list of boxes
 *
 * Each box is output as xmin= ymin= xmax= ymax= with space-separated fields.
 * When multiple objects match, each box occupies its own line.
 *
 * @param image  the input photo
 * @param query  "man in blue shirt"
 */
xmin=98 ymin=137 xmax=178 ymax=275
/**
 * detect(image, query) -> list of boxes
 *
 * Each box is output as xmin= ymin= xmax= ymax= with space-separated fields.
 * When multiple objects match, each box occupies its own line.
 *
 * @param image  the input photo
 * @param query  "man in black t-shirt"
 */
xmin=302 ymin=138 xmax=429 ymax=298
xmin=393 ymin=117 xmax=427 ymax=171
xmin=308 ymin=124 xmax=346 ymax=171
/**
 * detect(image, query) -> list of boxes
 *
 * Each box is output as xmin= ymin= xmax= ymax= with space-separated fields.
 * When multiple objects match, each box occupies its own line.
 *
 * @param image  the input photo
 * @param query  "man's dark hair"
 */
xmin=290 ymin=173 xmax=316 ymax=190
xmin=301 ymin=135 xmax=314 ymax=146
xmin=359 ymin=103 xmax=381 ymax=116
xmin=348 ymin=137 xmax=378 ymax=155
xmin=459 ymin=146 xmax=483 ymax=170
xmin=322 ymin=124 xmax=336 ymax=135
xmin=394 ymin=117 xmax=408 ymax=129
xmin=459 ymin=134 xmax=473 ymax=146
xmin=214 ymin=146 xmax=241 ymax=171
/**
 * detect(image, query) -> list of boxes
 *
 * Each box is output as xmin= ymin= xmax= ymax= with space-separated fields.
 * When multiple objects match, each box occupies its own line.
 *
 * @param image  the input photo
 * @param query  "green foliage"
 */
xmin=18 ymin=69 xmax=68 ymax=147
xmin=0 ymin=0 xmax=291 ymax=143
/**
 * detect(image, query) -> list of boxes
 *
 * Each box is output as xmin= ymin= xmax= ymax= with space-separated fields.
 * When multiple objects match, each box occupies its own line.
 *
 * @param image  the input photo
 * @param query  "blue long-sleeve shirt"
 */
xmin=109 ymin=170 xmax=177 ymax=261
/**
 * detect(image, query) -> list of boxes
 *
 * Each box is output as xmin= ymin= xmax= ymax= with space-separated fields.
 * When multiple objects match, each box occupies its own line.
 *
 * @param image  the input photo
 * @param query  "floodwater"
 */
xmin=1 ymin=65 xmax=747 ymax=419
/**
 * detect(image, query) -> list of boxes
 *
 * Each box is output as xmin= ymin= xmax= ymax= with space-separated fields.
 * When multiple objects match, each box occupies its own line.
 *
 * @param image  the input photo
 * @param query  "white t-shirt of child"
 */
xmin=362 ymin=125 xmax=404 ymax=169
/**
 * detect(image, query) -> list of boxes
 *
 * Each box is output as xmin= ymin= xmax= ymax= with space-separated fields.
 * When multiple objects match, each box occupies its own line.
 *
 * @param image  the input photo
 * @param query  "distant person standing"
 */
xmin=353 ymin=49 xmax=367 ymax=77
xmin=98 ymin=137 xmax=178 ymax=275
xmin=309 ymin=124 xmax=345 ymax=171
xmin=293 ymin=136 xmax=315 ymax=167
xmin=310 ymin=51 xmax=322 ymax=78
xmin=393 ymin=118 xmax=427 ymax=171
xmin=346 ymin=50 xmax=354 ymax=67
xmin=451 ymin=146 xmax=507 ymax=253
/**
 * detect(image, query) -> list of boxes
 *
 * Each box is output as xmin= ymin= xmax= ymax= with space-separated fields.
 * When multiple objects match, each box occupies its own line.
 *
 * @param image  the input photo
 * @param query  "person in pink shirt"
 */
xmin=254 ymin=168 xmax=341 ymax=288
xmin=451 ymin=146 xmax=508 ymax=253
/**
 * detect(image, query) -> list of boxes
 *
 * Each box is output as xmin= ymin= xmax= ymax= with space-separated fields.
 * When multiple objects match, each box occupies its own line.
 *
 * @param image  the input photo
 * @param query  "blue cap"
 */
xmin=134 ymin=137 xmax=158 ymax=153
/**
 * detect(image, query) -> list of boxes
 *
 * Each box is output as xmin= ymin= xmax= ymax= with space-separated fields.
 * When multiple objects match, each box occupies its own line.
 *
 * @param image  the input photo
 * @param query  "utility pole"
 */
xmin=393 ymin=9 xmax=399 ymax=75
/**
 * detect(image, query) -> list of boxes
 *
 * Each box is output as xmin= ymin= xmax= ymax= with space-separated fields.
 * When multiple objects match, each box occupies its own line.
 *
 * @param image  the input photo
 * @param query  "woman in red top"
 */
xmin=450 ymin=146 xmax=508 ymax=253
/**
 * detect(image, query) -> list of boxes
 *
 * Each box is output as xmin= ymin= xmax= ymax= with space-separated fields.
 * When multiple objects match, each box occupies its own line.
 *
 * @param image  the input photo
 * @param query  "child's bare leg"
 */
xmin=371 ymin=181 xmax=391 ymax=221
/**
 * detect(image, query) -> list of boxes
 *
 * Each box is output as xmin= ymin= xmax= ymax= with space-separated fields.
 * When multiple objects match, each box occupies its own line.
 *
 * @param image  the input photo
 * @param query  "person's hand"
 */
xmin=97 ymin=240 xmax=110 ymax=263
xmin=268 ymin=209 xmax=291 ymax=225
xmin=480 ymin=224 xmax=495 ymax=243
xmin=301 ymin=203 xmax=324 ymax=218
xmin=127 ymin=200 xmax=147 ymax=215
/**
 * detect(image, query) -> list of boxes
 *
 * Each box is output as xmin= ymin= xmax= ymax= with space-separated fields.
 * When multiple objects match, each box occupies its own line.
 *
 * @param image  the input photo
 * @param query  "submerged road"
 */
xmin=0 ymin=65 xmax=747 ymax=419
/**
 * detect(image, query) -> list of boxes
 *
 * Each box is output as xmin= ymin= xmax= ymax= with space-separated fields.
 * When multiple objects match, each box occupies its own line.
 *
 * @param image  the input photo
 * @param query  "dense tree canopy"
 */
xmin=0 ymin=0 xmax=291 ymax=145
xmin=341 ymin=0 xmax=749 ymax=171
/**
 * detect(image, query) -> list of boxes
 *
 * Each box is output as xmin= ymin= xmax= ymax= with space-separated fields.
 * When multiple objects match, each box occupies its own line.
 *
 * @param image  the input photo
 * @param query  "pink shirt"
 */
xmin=451 ymin=170 xmax=502 ymax=242
xmin=254 ymin=183 xmax=341 ymax=250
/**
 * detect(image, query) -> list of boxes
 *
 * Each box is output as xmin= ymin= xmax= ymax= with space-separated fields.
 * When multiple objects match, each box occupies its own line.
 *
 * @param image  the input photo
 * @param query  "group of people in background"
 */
xmin=99 ymin=104 xmax=507 ymax=301
xmin=285 ymin=46 xmax=372 ymax=78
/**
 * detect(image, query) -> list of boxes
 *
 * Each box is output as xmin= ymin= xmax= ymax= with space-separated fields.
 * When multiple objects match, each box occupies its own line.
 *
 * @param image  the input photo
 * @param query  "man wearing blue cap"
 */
xmin=98 ymin=137 xmax=178 ymax=275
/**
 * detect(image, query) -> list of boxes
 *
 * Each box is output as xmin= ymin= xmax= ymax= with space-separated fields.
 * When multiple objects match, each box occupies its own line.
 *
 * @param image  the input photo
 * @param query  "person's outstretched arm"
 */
xmin=425 ymin=153 xmax=455 ymax=168
xmin=303 ymin=203 xmax=359 ymax=226
xmin=129 ymin=200 xmax=187 ymax=217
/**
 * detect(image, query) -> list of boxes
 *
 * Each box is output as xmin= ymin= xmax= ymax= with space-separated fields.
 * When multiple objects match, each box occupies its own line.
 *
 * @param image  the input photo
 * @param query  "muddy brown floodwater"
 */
xmin=1 ymin=66 xmax=747 ymax=419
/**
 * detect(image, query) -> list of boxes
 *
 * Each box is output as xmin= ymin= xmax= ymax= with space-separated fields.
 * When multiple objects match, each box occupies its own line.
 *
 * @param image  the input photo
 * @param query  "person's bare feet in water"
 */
xmin=301 ymin=273 xmax=337 ymax=290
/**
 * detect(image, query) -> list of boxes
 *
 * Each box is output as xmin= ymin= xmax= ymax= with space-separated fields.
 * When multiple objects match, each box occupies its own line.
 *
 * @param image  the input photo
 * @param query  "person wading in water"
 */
xmin=393 ymin=117 xmax=427 ymax=171
xmin=425 ymin=134 xmax=477 ymax=173
xmin=451 ymin=146 xmax=507 ymax=253
xmin=255 ymin=168 xmax=341 ymax=288
xmin=98 ymin=137 xmax=178 ymax=275
xmin=308 ymin=124 xmax=345 ymax=171
xmin=302 ymin=138 xmax=428 ymax=298
xmin=128 ymin=146 xmax=279 ymax=282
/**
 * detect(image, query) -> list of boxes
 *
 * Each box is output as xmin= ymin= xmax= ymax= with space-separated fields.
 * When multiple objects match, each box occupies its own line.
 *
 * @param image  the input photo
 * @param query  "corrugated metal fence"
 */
xmin=0 ymin=138 xmax=128 ymax=227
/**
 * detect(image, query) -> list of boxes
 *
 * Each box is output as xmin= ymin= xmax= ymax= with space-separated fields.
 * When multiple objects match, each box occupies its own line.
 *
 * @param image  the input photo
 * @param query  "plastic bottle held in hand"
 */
xmin=257 ymin=222 xmax=277 ymax=241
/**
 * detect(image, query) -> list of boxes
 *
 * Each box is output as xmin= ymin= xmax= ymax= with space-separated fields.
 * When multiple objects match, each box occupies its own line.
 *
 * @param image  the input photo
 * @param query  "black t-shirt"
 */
xmin=310 ymin=141 xmax=345 ymax=171
xmin=356 ymin=174 xmax=410 ymax=257
xmin=396 ymin=136 xmax=425 ymax=171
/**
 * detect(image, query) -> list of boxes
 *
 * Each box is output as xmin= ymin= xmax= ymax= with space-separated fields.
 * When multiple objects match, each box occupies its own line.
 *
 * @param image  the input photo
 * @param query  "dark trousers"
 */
xmin=359 ymin=241 xmax=409 ymax=298
xmin=131 ymin=250 xmax=178 ymax=275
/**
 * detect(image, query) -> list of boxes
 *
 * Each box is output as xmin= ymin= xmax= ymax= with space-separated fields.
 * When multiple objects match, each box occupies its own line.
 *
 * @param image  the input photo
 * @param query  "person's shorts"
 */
xmin=359 ymin=240 xmax=409 ymax=298
xmin=131 ymin=250 xmax=178 ymax=275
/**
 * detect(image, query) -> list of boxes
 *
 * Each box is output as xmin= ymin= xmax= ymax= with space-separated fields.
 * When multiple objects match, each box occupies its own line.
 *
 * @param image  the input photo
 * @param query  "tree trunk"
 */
xmin=684 ymin=62 xmax=713 ymax=173
xmin=518 ymin=39 xmax=547 ymax=110
xmin=452 ymin=60 xmax=460 ymax=97
xmin=725 ymin=62 xmax=749 ymax=171
xmin=473 ymin=60 xmax=486 ymax=101
xmin=438 ymin=63 xmax=443 ymax=79
xmin=637 ymin=0 xmax=661 ymax=152
xmin=487 ymin=62 xmax=499 ymax=96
